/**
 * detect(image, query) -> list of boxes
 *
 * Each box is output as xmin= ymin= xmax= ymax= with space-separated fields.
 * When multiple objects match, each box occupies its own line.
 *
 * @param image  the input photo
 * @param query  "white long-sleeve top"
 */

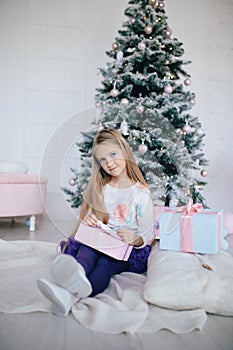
xmin=103 ymin=182 xmax=154 ymax=247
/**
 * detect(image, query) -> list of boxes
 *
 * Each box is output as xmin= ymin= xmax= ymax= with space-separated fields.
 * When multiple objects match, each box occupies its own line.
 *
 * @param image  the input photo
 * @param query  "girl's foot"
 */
xmin=37 ymin=278 xmax=75 ymax=317
xmin=51 ymin=254 xmax=92 ymax=297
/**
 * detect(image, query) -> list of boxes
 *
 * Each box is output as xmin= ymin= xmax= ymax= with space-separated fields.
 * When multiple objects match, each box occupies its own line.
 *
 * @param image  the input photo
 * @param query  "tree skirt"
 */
xmin=0 ymin=239 xmax=232 ymax=334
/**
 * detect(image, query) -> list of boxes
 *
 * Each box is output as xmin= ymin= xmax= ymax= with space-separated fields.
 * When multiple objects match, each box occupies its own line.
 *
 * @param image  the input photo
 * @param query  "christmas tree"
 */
xmin=63 ymin=0 xmax=209 ymax=209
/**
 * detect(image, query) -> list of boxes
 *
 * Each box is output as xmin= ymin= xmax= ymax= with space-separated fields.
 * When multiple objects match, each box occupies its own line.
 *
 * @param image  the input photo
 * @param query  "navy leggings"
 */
xmin=60 ymin=238 xmax=151 ymax=297
xmin=71 ymin=243 xmax=129 ymax=297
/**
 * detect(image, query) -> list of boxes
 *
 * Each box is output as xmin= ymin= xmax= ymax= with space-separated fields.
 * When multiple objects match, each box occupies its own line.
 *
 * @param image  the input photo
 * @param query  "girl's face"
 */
xmin=95 ymin=141 xmax=127 ymax=180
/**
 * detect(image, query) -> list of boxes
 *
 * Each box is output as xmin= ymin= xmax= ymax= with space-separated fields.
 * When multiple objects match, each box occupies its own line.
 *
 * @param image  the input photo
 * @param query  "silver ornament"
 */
xmin=120 ymin=98 xmax=129 ymax=105
xmin=110 ymin=88 xmax=119 ymax=97
xmin=69 ymin=178 xmax=76 ymax=186
xmin=116 ymin=51 xmax=123 ymax=61
xmin=201 ymin=170 xmax=208 ymax=177
xmin=149 ymin=0 xmax=156 ymax=6
xmin=112 ymin=42 xmax=119 ymax=50
xmin=138 ymin=143 xmax=148 ymax=154
xmin=195 ymin=129 xmax=204 ymax=137
xmin=144 ymin=25 xmax=153 ymax=35
xmin=136 ymin=105 xmax=145 ymax=113
xmin=120 ymin=120 xmax=129 ymax=135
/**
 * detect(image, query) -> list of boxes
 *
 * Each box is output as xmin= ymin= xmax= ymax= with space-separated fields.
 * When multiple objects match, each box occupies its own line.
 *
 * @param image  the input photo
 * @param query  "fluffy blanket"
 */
xmin=0 ymin=239 xmax=232 ymax=334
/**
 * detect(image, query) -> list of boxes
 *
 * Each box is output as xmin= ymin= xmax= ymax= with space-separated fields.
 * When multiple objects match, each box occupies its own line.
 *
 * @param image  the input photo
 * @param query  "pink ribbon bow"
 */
xmin=184 ymin=200 xmax=203 ymax=216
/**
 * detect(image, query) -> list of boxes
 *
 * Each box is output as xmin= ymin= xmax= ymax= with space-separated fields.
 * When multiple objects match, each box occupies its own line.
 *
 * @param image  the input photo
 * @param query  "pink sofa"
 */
xmin=0 ymin=173 xmax=47 ymax=231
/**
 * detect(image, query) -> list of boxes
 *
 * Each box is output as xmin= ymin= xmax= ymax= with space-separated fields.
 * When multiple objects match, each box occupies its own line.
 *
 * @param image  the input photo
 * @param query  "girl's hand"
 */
xmin=117 ymin=229 xmax=144 ymax=247
xmin=82 ymin=213 xmax=98 ymax=227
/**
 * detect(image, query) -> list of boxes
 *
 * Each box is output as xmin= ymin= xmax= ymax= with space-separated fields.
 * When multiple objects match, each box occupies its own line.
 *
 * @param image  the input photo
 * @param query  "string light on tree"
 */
xmin=129 ymin=18 xmax=135 ymax=24
xmin=97 ymin=123 xmax=104 ymax=132
xmin=156 ymin=1 xmax=165 ymax=10
xmin=164 ymin=28 xmax=172 ymax=38
xmin=190 ymin=98 xmax=196 ymax=106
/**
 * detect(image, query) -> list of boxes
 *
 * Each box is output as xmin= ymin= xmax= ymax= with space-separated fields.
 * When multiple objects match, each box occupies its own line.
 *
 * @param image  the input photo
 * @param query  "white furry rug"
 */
xmin=0 ymin=239 xmax=232 ymax=334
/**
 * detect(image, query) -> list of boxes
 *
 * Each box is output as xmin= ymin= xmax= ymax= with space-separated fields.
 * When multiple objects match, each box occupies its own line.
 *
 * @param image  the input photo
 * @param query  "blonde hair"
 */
xmin=61 ymin=128 xmax=147 ymax=251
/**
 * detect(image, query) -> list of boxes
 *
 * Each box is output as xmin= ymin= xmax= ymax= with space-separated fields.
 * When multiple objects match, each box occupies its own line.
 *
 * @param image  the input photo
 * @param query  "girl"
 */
xmin=37 ymin=128 xmax=154 ymax=316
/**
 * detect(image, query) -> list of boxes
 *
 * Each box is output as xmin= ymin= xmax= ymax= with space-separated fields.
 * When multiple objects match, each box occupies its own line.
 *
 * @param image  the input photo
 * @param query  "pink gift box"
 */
xmin=74 ymin=223 xmax=133 ymax=261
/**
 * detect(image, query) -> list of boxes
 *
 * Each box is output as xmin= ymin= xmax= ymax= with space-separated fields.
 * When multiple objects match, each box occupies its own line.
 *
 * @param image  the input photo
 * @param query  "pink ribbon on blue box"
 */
xmin=180 ymin=200 xmax=203 ymax=252
xmin=161 ymin=200 xmax=223 ymax=253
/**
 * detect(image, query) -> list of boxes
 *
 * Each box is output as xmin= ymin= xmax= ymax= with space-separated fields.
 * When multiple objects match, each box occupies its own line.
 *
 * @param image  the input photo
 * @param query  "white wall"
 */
xmin=0 ymin=0 xmax=232 ymax=226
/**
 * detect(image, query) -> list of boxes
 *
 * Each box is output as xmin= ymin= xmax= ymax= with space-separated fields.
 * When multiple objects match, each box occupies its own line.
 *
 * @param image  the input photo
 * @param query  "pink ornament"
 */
xmin=190 ymin=98 xmax=196 ymax=106
xmin=138 ymin=41 xmax=146 ymax=50
xmin=182 ymin=124 xmax=192 ymax=134
xmin=184 ymin=78 xmax=191 ymax=86
xmin=164 ymin=85 xmax=173 ymax=94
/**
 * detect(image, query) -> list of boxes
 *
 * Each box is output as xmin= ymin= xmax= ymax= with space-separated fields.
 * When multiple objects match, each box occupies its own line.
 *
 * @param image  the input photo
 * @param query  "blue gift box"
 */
xmin=159 ymin=208 xmax=226 ymax=254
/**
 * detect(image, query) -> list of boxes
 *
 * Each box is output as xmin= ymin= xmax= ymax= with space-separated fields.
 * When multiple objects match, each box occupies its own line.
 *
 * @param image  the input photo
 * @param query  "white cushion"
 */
xmin=143 ymin=244 xmax=233 ymax=316
xmin=0 ymin=161 xmax=28 ymax=174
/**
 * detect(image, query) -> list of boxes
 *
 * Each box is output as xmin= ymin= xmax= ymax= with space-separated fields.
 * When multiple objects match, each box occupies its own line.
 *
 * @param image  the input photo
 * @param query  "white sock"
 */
xmin=37 ymin=278 xmax=77 ymax=317
xmin=51 ymin=254 xmax=92 ymax=298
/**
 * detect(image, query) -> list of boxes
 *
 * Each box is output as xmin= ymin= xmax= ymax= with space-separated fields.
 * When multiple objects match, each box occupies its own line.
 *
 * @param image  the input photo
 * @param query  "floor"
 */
xmin=0 ymin=216 xmax=233 ymax=350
